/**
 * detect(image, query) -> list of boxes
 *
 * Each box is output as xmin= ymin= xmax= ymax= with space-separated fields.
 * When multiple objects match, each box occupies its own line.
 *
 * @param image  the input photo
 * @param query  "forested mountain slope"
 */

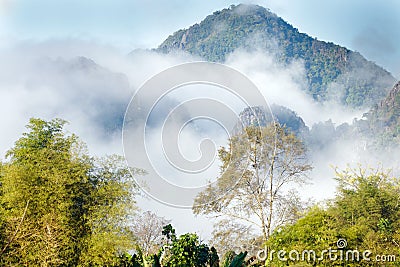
xmin=157 ymin=4 xmax=395 ymax=108
xmin=363 ymin=81 xmax=400 ymax=147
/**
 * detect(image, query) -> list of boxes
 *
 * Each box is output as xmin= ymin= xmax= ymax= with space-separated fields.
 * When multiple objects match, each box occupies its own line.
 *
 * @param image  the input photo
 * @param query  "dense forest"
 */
xmin=1 ymin=3 xmax=399 ymax=267
xmin=1 ymin=119 xmax=399 ymax=266
xmin=363 ymin=81 xmax=400 ymax=148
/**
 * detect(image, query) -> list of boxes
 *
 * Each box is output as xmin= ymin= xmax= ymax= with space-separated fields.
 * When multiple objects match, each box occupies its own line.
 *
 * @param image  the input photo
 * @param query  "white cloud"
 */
xmin=224 ymin=48 xmax=366 ymax=127
xmin=0 ymin=37 xmax=398 ymax=240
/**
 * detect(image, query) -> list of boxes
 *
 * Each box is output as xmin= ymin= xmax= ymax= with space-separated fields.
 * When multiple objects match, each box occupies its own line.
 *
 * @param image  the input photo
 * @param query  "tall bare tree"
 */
xmin=132 ymin=211 xmax=170 ymax=256
xmin=210 ymin=219 xmax=262 ymax=258
xmin=193 ymin=123 xmax=312 ymax=252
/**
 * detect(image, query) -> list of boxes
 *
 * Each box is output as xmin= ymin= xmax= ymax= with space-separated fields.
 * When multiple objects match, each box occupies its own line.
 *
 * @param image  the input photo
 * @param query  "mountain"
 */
xmin=237 ymin=105 xmax=308 ymax=136
xmin=363 ymin=81 xmax=400 ymax=147
xmin=369 ymin=81 xmax=400 ymax=127
xmin=237 ymin=105 xmax=345 ymax=151
xmin=157 ymin=4 xmax=395 ymax=108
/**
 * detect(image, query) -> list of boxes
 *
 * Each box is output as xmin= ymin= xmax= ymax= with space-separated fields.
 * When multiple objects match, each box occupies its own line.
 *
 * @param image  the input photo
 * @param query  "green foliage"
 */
xmin=267 ymin=166 xmax=400 ymax=266
xmin=222 ymin=251 xmax=238 ymax=267
xmin=209 ymin=246 xmax=220 ymax=267
xmin=228 ymin=252 xmax=247 ymax=267
xmin=363 ymin=81 xmax=400 ymax=148
xmin=162 ymin=223 xmax=177 ymax=243
xmin=331 ymin=167 xmax=400 ymax=257
xmin=0 ymin=163 xmax=5 ymax=255
xmin=0 ymin=118 xmax=139 ymax=266
xmin=267 ymin=207 xmax=338 ymax=266
xmin=115 ymin=253 xmax=143 ymax=267
xmin=163 ymin=233 xmax=208 ymax=267
xmin=158 ymin=4 xmax=394 ymax=108
xmin=159 ymin=227 xmax=219 ymax=267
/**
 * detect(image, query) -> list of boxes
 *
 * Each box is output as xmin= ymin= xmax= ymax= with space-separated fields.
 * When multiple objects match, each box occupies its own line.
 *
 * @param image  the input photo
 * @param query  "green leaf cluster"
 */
xmin=0 ymin=118 xmax=139 ymax=266
xmin=267 ymin=166 xmax=400 ymax=266
xmin=160 ymin=225 xmax=219 ymax=267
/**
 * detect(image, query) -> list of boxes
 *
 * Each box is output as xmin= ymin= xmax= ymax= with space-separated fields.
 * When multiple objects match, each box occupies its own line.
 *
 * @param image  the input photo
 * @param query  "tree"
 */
xmin=330 ymin=166 xmax=400 ymax=260
xmin=193 ymin=124 xmax=311 ymax=247
xmin=267 ymin=207 xmax=338 ymax=266
xmin=0 ymin=118 xmax=140 ymax=266
xmin=209 ymin=247 xmax=220 ymax=267
xmin=160 ymin=225 xmax=219 ymax=267
xmin=227 ymin=251 xmax=247 ymax=267
xmin=0 ymin=163 xmax=5 ymax=254
xmin=132 ymin=211 xmax=170 ymax=256
xmin=210 ymin=219 xmax=262 ymax=259
xmin=267 ymin=166 xmax=400 ymax=266
xmin=162 ymin=223 xmax=177 ymax=244
xmin=193 ymin=123 xmax=312 ymax=252
xmin=78 ymin=155 xmax=140 ymax=266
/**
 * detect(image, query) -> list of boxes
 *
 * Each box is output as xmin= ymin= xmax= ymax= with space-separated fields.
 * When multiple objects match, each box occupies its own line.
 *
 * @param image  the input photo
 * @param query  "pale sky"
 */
xmin=0 ymin=0 xmax=399 ymax=78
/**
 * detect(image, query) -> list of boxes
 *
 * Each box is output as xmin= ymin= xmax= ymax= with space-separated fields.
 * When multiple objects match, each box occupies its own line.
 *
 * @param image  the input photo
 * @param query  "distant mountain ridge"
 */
xmin=157 ymin=4 xmax=395 ymax=108
xmin=236 ymin=81 xmax=400 ymax=154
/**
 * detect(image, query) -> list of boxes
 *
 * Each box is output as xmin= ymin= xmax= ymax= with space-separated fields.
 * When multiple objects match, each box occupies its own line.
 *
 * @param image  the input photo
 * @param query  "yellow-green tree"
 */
xmin=331 ymin=167 xmax=400 ymax=263
xmin=0 ymin=118 xmax=140 ymax=266
xmin=267 ymin=166 xmax=400 ymax=266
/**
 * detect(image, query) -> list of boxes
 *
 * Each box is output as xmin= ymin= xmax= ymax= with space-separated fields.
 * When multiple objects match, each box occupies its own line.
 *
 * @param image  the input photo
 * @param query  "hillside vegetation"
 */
xmin=158 ymin=4 xmax=395 ymax=108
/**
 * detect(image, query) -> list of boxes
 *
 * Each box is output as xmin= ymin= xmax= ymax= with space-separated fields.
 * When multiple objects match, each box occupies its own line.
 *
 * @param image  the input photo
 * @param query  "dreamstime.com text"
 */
xmin=256 ymin=239 xmax=397 ymax=263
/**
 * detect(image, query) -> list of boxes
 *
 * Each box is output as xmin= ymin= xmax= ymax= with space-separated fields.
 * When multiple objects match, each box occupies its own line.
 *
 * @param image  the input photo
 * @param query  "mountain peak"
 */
xmin=157 ymin=4 xmax=395 ymax=108
xmin=227 ymin=3 xmax=272 ymax=14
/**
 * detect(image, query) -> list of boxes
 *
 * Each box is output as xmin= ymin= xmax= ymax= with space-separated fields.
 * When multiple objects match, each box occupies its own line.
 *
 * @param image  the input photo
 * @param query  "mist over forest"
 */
xmin=0 ymin=3 xmax=399 ymax=266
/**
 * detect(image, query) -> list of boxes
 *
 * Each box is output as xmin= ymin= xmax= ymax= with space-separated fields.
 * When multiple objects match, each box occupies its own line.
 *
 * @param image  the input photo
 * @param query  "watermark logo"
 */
xmin=122 ymin=62 xmax=272 ymax=208
xmin=257 ymin=238 xmax=397 ymax=263
xmin=336 ymin=238 xmax=347 ymax=249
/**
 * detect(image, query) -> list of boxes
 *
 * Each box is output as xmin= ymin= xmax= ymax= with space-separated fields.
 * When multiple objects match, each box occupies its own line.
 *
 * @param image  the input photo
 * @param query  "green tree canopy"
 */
xmin=267 ymin=166 xmax=400 ymax=266
xmin=0 ymin=118 xmax=141 ymax=266
xmin=160 ymin=227 xmax=219 ymax=267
